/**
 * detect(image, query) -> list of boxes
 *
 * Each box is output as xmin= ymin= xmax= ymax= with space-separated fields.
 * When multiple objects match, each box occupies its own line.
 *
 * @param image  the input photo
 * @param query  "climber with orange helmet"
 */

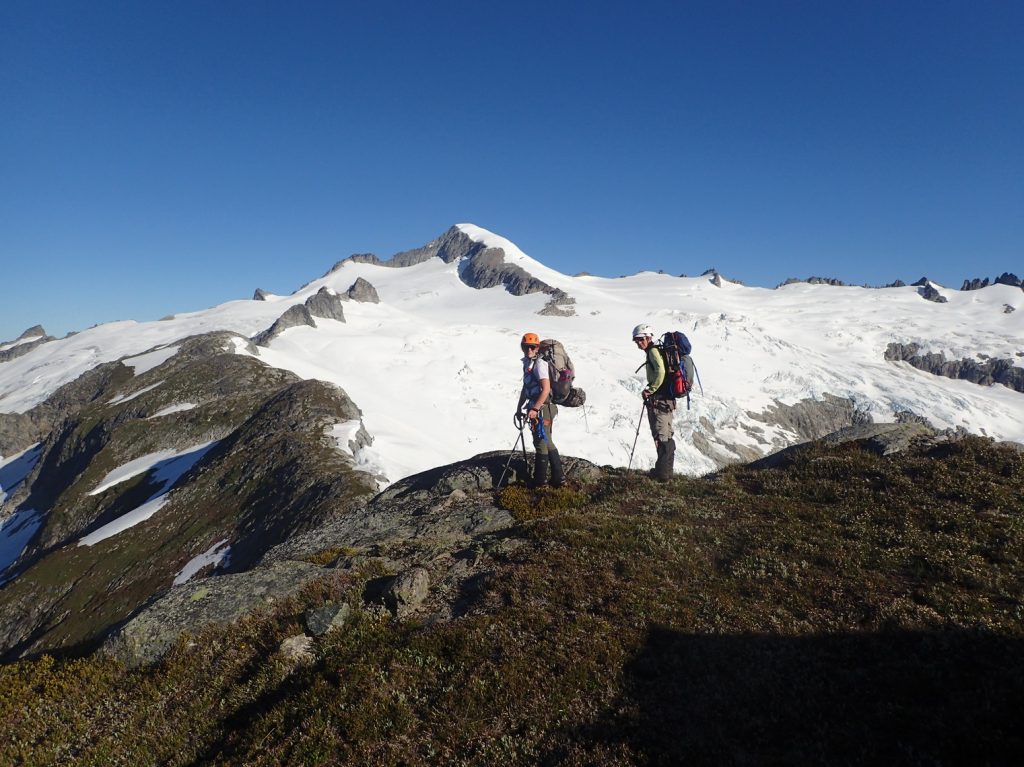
xmin=516 ymin=332 xmax=564 ymax=487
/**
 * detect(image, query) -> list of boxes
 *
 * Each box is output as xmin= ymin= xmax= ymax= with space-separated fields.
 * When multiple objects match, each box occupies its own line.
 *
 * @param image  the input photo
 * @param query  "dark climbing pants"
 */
xmin=530 ymin=401 xmax=558 ymax=455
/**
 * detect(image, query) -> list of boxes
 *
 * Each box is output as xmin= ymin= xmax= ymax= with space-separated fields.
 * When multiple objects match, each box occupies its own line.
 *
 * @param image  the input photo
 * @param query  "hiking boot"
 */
xmin=532 ymin=454 xmax=549 ymax=488
xmin=654 ymin=439 xmax=674 ymax=482
xmin=548 ymin=450 xmax=565 ymax=488
xmin=649 ymin=441 xmax=663 ymax=479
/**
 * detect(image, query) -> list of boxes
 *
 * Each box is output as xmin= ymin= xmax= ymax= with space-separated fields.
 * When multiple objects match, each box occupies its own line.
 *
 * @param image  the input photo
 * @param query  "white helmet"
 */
xmin=632 ymin=323 xmax=654 ymax=339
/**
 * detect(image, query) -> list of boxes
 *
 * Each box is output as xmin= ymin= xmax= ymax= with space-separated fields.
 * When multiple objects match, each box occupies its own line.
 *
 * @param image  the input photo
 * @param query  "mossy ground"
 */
xmin=1 ymin=436 xmax=1021 ymax=765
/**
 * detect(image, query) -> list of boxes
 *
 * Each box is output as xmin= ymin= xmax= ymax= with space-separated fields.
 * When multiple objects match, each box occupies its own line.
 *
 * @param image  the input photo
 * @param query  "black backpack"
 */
xmin=540 ymin=338 xmax=586 ymax=407
xmin=657 ymin=331 xmax=700 ymax=408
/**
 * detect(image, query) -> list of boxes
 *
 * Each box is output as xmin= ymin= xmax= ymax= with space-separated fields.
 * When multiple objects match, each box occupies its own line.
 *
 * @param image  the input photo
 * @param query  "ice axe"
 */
xmin=495 ymin=409 xmax=528 ymax=487
xmin=627 ymin=400 xmax=649 ymax=470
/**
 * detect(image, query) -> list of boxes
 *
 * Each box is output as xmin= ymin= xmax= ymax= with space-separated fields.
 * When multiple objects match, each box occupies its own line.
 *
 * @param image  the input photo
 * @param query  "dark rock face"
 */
xmin=539 ymin=297 xmax=577 ymax=316
xmin=322 ymin=226 xmax=576 ymax=310
xmin=965 ymin=273 xmax=1023 ymax=290
xmin=918 ymin=283 xmax=948 ymax=303
xmin=0 ymin=326 xmax=54 ymax=364
xmin=748 ymin=394 xmax=871 ymax=445
xmin=323 ymin=253 xmax=381 ymax=276
xmin=780 ymin=277 xmax=907 ymax=289
xmin=962 ymin=278 xmax=991 ymax=291
xmin=459 ymin=249 xmax=532 ymax=293
xmin=252 ymin=289 xmax=270 ymax=301
xmin=345 ymin=277 xmax=380 ymax=303
xmin=0 ymin=414 xmax=39 ymax=461
xmin=252 ymin=304 xmax=317 ymax=346
xmin=807 ymin=276 xmax=848 ymax=286
xmin=748 ymin=422 xmax=942 ymax=469
xmin=885 ymin=343 xmax=1024 ymax=393
xmin=97 ymin=451 xmax=606 ymax=667
xmin=304 ymin=287 xmax=347 ymax=321
xmin=102 ymin=561 xmax=326 ymax=668
xmin=0 ymin=333 xmax=377 ymax=661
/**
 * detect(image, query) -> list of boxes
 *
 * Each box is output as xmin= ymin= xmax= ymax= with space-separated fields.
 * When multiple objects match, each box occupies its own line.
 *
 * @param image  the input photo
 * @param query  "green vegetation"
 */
xmin=1 ymin=437 xmax=1021 ymax=764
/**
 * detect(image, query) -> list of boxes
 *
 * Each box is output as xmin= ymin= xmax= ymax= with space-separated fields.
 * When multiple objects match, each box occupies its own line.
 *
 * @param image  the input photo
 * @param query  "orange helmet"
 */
xmin=521 ymin=332 xmax=540 ymax=346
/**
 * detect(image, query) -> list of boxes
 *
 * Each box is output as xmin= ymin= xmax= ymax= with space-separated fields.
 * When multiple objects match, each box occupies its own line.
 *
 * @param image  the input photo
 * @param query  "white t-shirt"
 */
xmin=522 ymin=357 xmax=550 ymax=408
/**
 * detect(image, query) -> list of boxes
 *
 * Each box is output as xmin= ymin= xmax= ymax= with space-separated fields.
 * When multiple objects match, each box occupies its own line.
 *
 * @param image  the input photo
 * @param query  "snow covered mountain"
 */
xmin=0 ymin=222 xmax=1021 ymax=659
xmin=3 ymin=223 xmax=1022 ymax=481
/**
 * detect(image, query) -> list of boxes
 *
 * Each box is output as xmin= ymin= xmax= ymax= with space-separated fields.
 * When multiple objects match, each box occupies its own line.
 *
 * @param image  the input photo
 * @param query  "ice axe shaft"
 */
xmin=498 ymin=411 xmax=529 ymax=488
xmin=627 ymin=400 xmax=648 ymax=470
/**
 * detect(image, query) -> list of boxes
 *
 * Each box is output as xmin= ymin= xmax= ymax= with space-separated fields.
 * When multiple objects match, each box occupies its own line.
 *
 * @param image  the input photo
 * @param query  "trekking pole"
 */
xmin=498 ymin=412 xmax=528 ymax=489
xmin=627 ymin=400 xmax=648 ymax=470
xmin=581 ymin=403 xmax=591 ymax=433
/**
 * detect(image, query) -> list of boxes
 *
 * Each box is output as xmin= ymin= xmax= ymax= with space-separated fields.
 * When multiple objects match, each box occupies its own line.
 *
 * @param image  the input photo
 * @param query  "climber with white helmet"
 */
xmin=632 ymin=323 xmax=676 ymax=481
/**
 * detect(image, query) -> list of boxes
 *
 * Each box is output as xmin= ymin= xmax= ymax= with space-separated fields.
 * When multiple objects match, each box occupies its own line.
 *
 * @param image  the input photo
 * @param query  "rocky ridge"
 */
xmin=320 ymin=226 xmax=576 ymax=315
xmin=0 ymin=332 xmax=376 ymax=660
xmin=19 ymin=420 xmax=988 ymax=670
xmin=0 ymin=326 xmax=55 ymax=364
xmin=884 ymin=342 xmax=1024 ymax=394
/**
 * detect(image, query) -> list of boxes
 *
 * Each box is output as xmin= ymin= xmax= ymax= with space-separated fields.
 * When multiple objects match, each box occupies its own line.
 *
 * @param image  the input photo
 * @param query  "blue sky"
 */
xmin=2 ymin=1 xmax=1021 ymax=341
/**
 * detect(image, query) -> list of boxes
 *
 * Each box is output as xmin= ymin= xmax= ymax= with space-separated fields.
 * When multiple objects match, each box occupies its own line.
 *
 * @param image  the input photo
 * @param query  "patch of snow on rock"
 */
xmin=108 ymin=381 xmax=164 ymax=405
xmin=0 ymin=444 xmax=42 ymax=503
xmin=79 ymin=441 xmax=219 ymax=546
xmin=123 ymin=346 xmax=180 ymax=375
xmin=147 ymin=402 xmax=199 ymax=419
xmin=173 ymin=539 xmax=231 ymax=585
xmin=0 ymin=508 xmax=42 ymax=575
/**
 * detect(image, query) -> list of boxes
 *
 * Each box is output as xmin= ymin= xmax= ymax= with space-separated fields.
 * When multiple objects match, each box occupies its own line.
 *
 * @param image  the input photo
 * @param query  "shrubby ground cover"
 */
xmin=1 ymin=436 xmax=1021 ymax=765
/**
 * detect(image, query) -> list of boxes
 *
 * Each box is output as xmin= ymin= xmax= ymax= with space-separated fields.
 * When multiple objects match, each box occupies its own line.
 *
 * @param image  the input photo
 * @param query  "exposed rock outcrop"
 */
xmin=884 ymin=343 xmax=1024 ymax=393
xmin=918 ymin=282 xmax=948 ymax=303
xmin=748 ymin=394 xmax=872 ymax=445
xmin=102 ymin=561 xmax=326 ymax=668
xmin=252 ymin=304 xmax=317 ymax=346
xmin=777 ymin=277 xmax=848 ymax=288
xmin=304 ymin=287 xmax=346 ymax=321
xmin=344 ymin=277 xmax=380 ymax=303
xmin=807 ymin=276 xmax=848 ymax=286
xmin=94 ymin=451 xmax=605 ymax=667
xmin=0 ymin=335 xmax=377 ymax=662
xmin=327 ymin=226 xmax=576 ymax=309
xmin=748 ymin=422 xmax=944 ymax=470
xmin=0 ymin=326 xmax=54 ymax=364
xmin=962 ymin=273 xmax=1023 ymax=291
xmin=539 ymin=297 xmax=577 ymax=316
xmin=252 ymin=289 xmax=270 ymax=301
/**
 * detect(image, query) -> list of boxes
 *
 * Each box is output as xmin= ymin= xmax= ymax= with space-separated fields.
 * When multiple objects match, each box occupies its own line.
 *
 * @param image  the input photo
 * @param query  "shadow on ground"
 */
xmin=567 ymin=626 xmax=1024 ymax=764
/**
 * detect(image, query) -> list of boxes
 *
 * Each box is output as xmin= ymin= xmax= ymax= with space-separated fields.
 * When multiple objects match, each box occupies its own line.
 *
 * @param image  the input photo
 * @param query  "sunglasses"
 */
xmin=522 ymin=344 xmax=539 ymax=351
